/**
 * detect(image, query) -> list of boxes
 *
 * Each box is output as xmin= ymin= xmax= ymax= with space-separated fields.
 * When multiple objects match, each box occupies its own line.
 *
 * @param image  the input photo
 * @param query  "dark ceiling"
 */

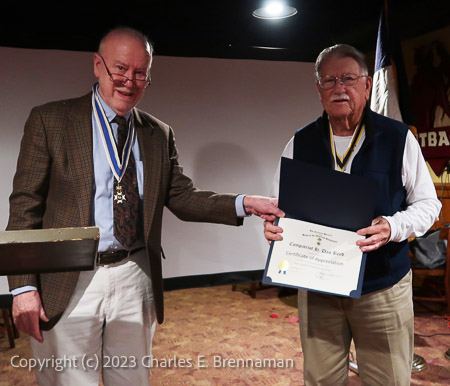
xmin=2 ymin=1 xmax=450 ymax=63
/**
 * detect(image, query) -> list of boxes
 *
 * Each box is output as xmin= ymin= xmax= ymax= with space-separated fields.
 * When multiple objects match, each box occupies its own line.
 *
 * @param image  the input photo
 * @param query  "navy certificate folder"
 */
xmin=278 ymin=157 xmax=378 ymax=231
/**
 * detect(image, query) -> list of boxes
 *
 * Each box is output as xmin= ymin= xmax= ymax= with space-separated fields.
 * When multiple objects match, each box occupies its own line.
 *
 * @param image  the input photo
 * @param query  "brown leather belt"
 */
xmin=97 ymin=250 xmax=129 ymax=265
xmin=97 ymin=247 xmax=146 ymax=265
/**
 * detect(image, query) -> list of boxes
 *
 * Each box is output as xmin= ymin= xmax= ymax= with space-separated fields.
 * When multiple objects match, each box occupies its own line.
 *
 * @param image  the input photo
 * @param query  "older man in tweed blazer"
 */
xmin=7 ymin=27 xmax=282 ymax=385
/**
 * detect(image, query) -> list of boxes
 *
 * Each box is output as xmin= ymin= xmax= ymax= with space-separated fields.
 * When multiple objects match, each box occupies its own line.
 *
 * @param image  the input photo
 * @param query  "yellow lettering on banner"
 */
xmin=429 ymin=132 xmax=437 ymax=146
xmin=438 ymin=131 xmax=450 ymax=146
xmin=418 ymin=131 xmax=450 ymax=147
xmin=419 ymin=132 xmax=427 ymax=147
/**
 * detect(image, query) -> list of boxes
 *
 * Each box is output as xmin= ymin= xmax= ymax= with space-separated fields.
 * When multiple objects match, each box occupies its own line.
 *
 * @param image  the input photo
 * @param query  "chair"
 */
xmin=0 ymin=276 xmax=19 ymax=348
xmin=231 ymin=282 xmax=258 ymax=298
xmin=411 ymin=226 xmax=450 ymax=313
xmin=0 ymin=295 xmax=19 ymax=348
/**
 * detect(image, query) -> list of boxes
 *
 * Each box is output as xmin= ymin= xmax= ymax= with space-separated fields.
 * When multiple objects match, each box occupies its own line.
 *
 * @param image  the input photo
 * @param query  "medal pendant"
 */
xmin=114 ymin=184 xmax=126 ymax=204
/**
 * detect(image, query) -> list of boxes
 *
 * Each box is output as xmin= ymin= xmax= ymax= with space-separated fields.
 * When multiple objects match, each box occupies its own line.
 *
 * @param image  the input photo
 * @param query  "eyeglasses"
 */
xmin=318 ymin=73 xmax=368 ymax=90
xmin=99 ymin=55 xmax=151 ymax=89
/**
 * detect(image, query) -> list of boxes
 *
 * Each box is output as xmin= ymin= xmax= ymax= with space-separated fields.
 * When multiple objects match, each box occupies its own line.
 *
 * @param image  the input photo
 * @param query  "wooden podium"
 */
xmin=0 ymin=227 xmax=99 ymax=275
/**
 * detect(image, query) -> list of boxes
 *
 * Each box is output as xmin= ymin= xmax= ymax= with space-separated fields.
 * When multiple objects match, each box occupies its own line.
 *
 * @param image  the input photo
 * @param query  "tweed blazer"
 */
xmin=7 ymin=92 xmax=242 ymax=329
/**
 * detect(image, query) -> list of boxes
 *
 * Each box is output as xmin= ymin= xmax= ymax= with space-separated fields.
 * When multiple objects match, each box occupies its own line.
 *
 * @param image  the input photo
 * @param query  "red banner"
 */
xmin=411 ymin=41 xmax=450 ymax=176
xmin=417 ymin=126 xmax=450 ymax=176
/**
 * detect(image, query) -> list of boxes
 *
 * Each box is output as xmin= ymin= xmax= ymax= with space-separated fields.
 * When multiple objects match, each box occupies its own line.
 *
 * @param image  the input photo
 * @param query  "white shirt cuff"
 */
xmin=382 ymin=216 xmax=396 ymax=242
xmin=235 ymin=195 xmax=250 ymax=217
xmin=10 ymin=286 xmax=38 ymax=296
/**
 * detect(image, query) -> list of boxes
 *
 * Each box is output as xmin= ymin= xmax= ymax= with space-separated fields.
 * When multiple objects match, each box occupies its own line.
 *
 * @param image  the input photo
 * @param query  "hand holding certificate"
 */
xmin=263 ymin=158 xmax=378 ymax=297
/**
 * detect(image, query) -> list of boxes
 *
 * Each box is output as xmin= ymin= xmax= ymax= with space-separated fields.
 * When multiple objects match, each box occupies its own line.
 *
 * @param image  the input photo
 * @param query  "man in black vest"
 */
xmin=264 ymin=44 xmax=441 ymax=385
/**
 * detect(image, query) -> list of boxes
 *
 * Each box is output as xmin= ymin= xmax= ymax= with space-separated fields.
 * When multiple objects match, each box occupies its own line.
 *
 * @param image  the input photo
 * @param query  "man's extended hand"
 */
xmin=356 ymin=217 xmax=391 ymax=252
xmin=13 ymin=291 xmax=49 ymax=342
xmin=243 ymin=195 xmax=285 ymax=222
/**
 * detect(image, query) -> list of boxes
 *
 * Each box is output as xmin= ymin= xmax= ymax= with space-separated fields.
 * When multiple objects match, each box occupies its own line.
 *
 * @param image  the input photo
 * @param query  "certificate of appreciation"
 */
xmin=263 ymin=218 xmax=366 ymax=297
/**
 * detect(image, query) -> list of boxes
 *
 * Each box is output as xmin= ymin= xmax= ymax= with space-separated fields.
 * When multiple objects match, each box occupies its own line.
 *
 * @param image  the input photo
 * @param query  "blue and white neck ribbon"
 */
xmin=92 ymin=84 xmax=135 ymax=183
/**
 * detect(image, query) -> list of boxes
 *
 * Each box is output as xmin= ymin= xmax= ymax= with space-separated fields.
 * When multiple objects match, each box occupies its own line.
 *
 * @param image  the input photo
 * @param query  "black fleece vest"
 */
xmin=293 ymin=108 xmax=410 ymax=293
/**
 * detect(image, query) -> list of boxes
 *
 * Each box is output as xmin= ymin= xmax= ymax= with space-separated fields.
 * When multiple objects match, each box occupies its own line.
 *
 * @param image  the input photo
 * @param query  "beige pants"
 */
xmin=31 ymin=249 xmax=156 ymax=385
xmin=298 ymin=270 xmax=413 ymax=386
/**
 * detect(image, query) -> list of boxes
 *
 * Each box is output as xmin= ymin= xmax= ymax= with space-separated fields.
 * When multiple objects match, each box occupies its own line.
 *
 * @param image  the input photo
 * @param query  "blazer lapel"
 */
xmin=66 ymin=94 xmax=94 ymax=226
xmin=134 ymin=109 xmax=161 ymax=238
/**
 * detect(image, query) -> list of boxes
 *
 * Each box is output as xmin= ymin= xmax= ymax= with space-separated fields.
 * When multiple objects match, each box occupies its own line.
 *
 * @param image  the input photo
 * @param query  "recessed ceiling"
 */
xmin=2 ymin=1 xmax=449 ymax=62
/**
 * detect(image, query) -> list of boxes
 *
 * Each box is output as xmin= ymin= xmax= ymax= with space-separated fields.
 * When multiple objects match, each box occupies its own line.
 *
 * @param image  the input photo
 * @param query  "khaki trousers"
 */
xmin=298 ymin=270 xmax=413 ymax=386
xmin=31 ymin=249 xmax=156 ymax=385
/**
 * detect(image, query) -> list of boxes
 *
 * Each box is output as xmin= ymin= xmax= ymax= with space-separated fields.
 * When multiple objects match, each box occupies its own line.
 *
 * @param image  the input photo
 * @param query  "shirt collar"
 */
xmin=94 ymin=85 xmax=132 ymax=123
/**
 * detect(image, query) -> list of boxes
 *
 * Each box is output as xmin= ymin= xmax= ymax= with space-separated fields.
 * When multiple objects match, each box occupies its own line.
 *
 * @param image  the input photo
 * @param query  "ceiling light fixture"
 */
xmin=252 ymin=2 xmax=298 ymax=20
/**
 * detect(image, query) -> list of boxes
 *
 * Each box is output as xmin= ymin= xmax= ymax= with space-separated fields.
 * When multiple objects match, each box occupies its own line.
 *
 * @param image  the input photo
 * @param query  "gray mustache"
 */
xmin=330 ymin=94 xmax=350 ymax=102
